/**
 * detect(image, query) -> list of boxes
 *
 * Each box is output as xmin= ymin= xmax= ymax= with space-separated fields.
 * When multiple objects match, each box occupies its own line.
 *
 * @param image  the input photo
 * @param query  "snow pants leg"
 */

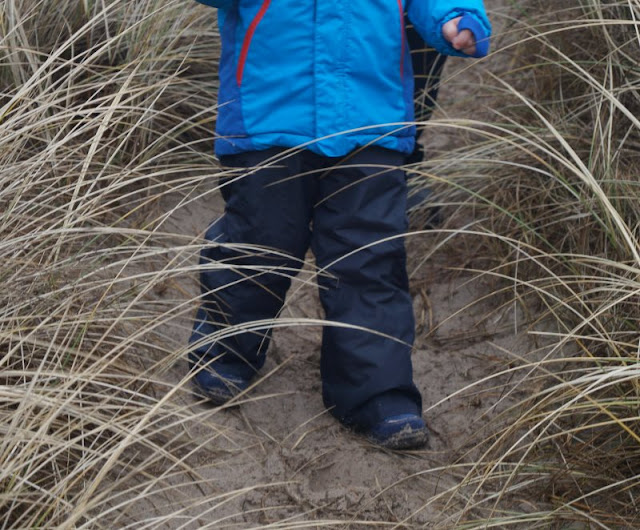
xmin=312 ymin=148 xmax=422 ymax=427
xmin=405 ymin=14 xmax=447 ymax=122
xmin=189 ymin=147 xmax=421 ymax=427
xmin=189 ymin=148 xmax=314 ymax=380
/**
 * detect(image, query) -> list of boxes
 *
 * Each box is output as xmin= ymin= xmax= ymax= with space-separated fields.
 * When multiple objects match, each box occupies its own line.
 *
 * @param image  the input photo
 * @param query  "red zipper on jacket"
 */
xmin=236 ymin=0 xmax=272 ymax=86
xmin=396 ymin=0 xmax=405 ymax=78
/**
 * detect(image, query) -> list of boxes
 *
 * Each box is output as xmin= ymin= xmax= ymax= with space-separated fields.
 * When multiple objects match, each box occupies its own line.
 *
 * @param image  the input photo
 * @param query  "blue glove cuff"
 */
xmin=458 ymin=13 xmax=490 ymax=58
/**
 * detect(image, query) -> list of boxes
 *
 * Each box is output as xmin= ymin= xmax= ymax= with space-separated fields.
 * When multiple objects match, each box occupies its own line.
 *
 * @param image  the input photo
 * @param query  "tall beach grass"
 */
xmin=1 ymin=0 xmax=639 ymax=527
xmin=406 ymin=0 xmax=640 ymax=525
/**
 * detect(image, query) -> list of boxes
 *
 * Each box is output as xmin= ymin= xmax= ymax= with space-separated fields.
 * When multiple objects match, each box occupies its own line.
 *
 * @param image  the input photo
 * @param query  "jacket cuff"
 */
xmin=408 ymin=1 xmax=492 ymax=59
xmin=433 ymin=9 xmax=491 ymax=58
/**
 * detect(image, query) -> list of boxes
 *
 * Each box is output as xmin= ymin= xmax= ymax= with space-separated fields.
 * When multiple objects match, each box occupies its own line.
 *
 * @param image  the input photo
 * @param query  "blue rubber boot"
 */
xmin=366 ymin=413 xmax=429 ymax=450
xmin=191 ymin=363 xmax=252 ymax=406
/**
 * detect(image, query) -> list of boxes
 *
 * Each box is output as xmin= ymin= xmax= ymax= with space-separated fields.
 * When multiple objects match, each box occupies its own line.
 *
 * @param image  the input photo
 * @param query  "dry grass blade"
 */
xmin=2 ymin=0 xmax=640 ymax=528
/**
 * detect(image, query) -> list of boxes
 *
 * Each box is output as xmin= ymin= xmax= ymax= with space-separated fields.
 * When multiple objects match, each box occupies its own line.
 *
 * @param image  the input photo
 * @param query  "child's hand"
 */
xmin=442 ymin=16 xmax=477 ymax=56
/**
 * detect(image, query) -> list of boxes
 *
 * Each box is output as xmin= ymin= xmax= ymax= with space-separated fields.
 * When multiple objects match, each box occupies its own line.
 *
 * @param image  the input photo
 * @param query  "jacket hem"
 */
xmin=215 ymin=131 xmax=415 ymax=158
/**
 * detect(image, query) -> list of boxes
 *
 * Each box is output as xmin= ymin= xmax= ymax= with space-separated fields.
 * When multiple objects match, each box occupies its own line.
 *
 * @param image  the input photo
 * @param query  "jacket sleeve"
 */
xmin=406 ymin=0 xmax=491 ymax=58
xmin=194 ymin=0 xmax=234 ymax=9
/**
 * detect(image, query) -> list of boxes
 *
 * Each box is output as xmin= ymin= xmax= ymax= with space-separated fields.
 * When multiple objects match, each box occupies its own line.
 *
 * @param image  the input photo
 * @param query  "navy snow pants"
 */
xmin=189 ymin=147 xmax=421 ymax=428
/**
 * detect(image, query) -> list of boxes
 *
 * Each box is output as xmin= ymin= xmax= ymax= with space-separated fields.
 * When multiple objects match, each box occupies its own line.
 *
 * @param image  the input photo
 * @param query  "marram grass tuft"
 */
xmin=1 ymin=0 xmax=640 ymax=528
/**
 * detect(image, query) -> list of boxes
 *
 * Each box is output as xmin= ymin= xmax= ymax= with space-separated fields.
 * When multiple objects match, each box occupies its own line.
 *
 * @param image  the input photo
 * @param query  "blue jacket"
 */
xmin=196 ymin=0 xmax=491 ymax=157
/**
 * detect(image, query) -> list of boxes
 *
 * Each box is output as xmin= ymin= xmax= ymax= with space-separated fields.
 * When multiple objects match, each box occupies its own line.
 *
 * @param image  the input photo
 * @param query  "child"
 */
xmin=189 ymin=0 xmax=491 ymax=449
xmin=405 ymin=19 xmax=449 ymax=224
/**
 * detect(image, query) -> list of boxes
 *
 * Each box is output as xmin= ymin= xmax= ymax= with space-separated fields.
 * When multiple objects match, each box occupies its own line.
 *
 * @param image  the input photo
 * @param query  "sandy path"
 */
xmin=137 ymin=189 xmax=539 ymax=528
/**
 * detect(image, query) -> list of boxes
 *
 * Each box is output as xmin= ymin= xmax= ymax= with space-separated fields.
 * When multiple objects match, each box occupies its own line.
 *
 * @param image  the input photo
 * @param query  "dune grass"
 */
xmin=1 ymin=0 xmax=639 ymax=527
xmin=404 ymin=1 xmax=640 ymax=525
